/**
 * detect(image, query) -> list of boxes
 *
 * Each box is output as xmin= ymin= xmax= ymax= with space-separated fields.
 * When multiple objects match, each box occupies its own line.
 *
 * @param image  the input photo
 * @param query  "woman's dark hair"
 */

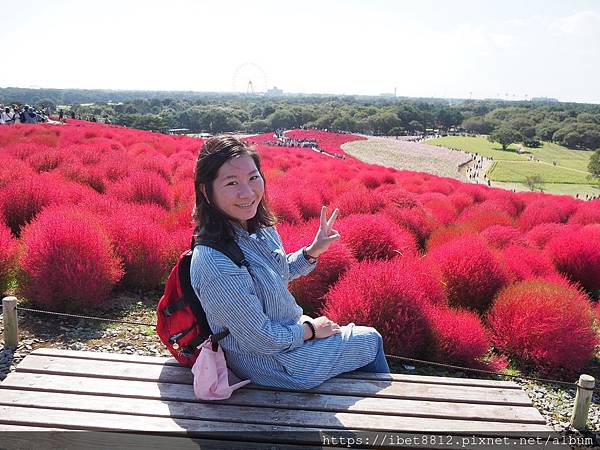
xmin=193 ymin=135 xmax=276 ymax=242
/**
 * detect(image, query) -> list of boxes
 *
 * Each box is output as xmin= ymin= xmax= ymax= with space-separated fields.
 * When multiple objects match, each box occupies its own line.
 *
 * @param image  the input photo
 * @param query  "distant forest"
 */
xmin=2 ymin=87 xmax=600 ymax=151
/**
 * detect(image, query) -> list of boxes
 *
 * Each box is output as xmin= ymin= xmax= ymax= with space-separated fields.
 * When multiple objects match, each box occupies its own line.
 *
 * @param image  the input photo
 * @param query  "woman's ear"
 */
xmin=199 ymin=184 xmax=210 ymax=205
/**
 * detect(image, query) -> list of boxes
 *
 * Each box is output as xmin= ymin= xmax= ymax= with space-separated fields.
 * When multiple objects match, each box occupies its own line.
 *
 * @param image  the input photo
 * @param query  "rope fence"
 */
xmin=1 ymin=296 xmax=598 ymax=430
xmin=2 ymin=298 xmax=596 ymax=391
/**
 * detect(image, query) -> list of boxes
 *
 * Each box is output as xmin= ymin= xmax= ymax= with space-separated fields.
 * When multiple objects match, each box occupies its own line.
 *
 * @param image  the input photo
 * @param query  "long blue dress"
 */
xmin=190 ymin=225 xmax=382 ymax=389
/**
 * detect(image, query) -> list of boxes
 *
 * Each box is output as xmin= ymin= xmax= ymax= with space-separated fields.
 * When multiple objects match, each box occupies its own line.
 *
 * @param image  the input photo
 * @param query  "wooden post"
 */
xmin=2 ymin=296 xmax=18 ymax=349
xmin=570 ymin=374 xmax=595 ymax=430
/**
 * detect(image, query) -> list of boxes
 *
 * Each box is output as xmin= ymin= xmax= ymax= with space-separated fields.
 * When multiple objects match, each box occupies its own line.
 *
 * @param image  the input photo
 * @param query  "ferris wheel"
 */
xmin=232 ymin=63 xmax=268 ymax=95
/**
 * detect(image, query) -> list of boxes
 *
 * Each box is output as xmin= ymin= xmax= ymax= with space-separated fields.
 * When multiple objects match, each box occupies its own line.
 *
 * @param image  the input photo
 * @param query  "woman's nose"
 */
xmin=237 ymin=183 xmax=253 ymax=197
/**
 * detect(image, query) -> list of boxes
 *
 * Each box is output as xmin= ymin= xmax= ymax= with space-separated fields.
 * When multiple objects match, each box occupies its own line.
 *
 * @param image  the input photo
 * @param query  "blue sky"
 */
xmin=2 ymin=0 xmax=599 ymax=103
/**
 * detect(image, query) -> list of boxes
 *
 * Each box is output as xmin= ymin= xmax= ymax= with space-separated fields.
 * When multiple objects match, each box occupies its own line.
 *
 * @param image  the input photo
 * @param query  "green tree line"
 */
xmin=2 ymin=87 xmax=600 ymax=150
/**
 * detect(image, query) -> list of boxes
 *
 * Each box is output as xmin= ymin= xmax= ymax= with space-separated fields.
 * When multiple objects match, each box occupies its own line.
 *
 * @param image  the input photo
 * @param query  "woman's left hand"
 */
xmin=305 ymin=206 xmax=340 ymax=258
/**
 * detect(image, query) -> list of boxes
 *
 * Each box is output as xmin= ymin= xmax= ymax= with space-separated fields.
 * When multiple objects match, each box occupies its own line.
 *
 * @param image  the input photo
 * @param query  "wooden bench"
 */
xmin=0 ymin=348 xmax=564 ymax=449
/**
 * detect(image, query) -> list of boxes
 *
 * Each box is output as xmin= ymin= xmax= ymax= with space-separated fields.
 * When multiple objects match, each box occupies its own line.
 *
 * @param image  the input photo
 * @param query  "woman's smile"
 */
xmin=236 ymin=199 xmax=256 ymax=209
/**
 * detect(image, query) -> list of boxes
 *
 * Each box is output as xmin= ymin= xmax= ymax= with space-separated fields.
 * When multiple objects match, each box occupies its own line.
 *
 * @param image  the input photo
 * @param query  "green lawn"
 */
xmin=425 ymin=136 xmax=598 ymax=195
xmin=488 ymin=160 xmax=599 ymax=184
xmin=425 ymin=136 xmax=529 ymax=161
xmin=493 ymin=181 xmax=600 ymax=197
xmin=426 ymin=136 xmax=593 ymax=169
xmin=525 ymin=141 xmax=592 ymax=172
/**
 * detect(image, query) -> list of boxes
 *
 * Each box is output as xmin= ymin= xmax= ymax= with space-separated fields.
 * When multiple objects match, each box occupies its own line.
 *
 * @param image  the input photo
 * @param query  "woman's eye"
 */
xmin=226 ymin=181 xmax=237 ymax=186
xmin=250 ymin=175 xmax=261 ymax=181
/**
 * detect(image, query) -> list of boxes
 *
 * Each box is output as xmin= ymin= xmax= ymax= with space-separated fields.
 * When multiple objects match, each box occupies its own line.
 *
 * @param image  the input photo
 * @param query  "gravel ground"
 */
xmin=1 ymin=301 xmax=599 ymax=448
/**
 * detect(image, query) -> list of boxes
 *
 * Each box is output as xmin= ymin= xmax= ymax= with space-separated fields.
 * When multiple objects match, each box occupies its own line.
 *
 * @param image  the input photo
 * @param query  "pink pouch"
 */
xmin=191 ymin=338 xmax=251 ymax=400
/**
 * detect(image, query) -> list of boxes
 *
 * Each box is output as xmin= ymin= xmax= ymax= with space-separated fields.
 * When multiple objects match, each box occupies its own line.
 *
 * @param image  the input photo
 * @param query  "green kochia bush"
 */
xmin=19 ymin=206 xmax=123 ymax=311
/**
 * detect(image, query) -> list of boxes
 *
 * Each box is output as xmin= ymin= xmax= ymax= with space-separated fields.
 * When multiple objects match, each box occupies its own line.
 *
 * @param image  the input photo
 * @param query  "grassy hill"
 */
xmin=426 ymin=136 xmax=599 ymax=196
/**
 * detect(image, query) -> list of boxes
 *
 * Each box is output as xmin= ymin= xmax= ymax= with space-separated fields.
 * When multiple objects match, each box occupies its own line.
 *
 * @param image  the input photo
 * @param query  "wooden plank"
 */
xmin=0 ymin=428 xmax=567 ymax=450
xmin=0 ymin=425 xmax=68 ymax=431
xmin=0 ymin=431 xmax=331 ymax=450
xmin=15 ymin=355 xmax=532 ymax=405
xmin=0 ymin=389 xmax=548 ymax=431
xmin=31 ymin=347 xmax=180 ymax=366
xmin=31 ymin=348 xmax=520 ymax=389
xmin=0 ymin=373 xmax=546 ymax=424
xmin=0 ymin=404 xmax=552 ymax=436
xmin=338 ymin=371 xmax=520 ymax=389
xmin=0 ymin=404 xmax=324 ymax=437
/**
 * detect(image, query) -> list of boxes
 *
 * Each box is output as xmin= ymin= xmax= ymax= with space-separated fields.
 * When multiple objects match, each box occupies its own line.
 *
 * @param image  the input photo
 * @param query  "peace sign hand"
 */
xmin=305 ymin=206 xmax=341 ymax=259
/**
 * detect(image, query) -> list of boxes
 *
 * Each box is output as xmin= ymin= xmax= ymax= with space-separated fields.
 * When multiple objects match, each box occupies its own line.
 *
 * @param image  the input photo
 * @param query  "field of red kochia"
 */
xmin=0 ymin=121 xmax=599 ymax=375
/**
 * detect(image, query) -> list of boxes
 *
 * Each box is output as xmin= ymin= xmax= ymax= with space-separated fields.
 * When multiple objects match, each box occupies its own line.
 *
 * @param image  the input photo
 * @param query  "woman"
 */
xmin=190 ymin=135 xmax=389 ymax=390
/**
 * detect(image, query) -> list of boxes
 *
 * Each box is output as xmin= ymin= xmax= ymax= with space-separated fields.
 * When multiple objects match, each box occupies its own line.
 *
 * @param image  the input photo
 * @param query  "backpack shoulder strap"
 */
xmin=195 ymin=238 xmax=249 ymax=269
xmin=191 ymin=226 xmax=249 ymax=269
xmin=182 ymin=230 xmax=250 ymax=350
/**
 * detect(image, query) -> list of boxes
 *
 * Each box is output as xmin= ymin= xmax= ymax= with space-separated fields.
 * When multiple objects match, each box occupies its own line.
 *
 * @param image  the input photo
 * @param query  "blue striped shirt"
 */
xmin=190 ymin=225 xmax=381 ymax=389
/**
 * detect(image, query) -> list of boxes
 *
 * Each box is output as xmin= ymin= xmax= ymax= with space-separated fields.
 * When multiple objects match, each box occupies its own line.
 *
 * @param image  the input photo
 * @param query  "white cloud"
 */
xmin=503 ymin=18 xmax=527 ymax=28
xmin=549 ymin=10 xmax=600 ymax=36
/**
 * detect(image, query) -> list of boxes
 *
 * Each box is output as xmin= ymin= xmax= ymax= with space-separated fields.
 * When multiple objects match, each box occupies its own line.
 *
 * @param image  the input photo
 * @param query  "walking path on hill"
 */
xmin=341 ymin=136 xmax=472 ymax=181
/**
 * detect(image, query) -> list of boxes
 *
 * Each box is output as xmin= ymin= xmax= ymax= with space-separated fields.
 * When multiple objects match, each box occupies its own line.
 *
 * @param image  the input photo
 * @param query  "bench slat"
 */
xmin=0 ymin=388 xmax=547 ymax=430
xmin=15 ymin=355 xmax=532 ymax=405
xmin=0 ymin=405 xmax=326 ymax=441
xmin=0 ymin=430 xmax=331 ymax=450
xmin=0 ymin=372 xmax=544 ymax=423
xmin=30 ymin=348 xmax=520 ymax=389
xmin=0 ymin=404 xmax=552 ymax=435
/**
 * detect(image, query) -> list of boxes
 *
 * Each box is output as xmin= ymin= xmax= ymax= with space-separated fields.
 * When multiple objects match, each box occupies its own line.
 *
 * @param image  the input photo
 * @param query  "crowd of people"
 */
xmin=0 ymin=104 xmax=114 ymax=125
xmin=0 ymin=104 xmax=51 ymax=125
xmin=263 ymin=129 xmax=345 ymax=159
xmin=466 ymin=154 xmax=491 ymax=184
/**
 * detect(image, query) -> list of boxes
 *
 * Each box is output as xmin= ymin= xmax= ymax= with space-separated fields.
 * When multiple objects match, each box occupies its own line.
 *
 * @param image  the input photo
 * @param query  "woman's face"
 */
xmin=210 ymin=154 xmax=264 ymax=228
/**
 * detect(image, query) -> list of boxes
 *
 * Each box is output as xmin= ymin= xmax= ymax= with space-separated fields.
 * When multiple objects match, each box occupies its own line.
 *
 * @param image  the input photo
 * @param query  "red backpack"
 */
xmin=156 ymin=230 xmax=249 ymax=367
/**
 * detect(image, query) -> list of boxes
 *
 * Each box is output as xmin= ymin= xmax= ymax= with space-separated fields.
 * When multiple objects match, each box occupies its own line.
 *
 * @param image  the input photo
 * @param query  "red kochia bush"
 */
xmin=104 ymin=211 xmax=172 ymax=290
xmin=383 ymin=205 xmax=437 ymax=249
xmin=334 ymin=185 xmax=386 ymax=216
xmin=426 ymin=223 xmax=474 ymax=251
xmin=457 ymin=203 xmax=514 ymax=231
xmin=480 ymin=225 xmax=526 ymax=249
xmin=375 ymin=185 xmax=420 ymax=209
xmin=19 ymin=207 xmax=123 ymax=310
xmin=0 ymin=174 xmax=62 ymax=235
xmin=500 ymin=245 xmax=557 ymax=283
xmin=323 ymin=259 xmax=434 ymax=356
xmin=266 ymin=189 xmax=302 ymax=224
xmin=108 ymin=171 xmax=173 ymax=209
xmin=448 ymin=192 xmax=475 ymax=214
xmin=278 ymin=220 xmax=355 ymax=315
xmin=487 ymin=279 xmax=598 ymax=373
xmin=525 ymin=223 xmax=580 ymax=249
xmin=545 ymin=228 xmax=600 ymax=299
xmin=568 ymin=201 xmax=600 ymax=226
xmin=425 ymin=305 xmax=490 ymax=368
xmin=0 ymin=222 xmax=20 ymax=293
xmin=422 ymin=198 xmax=457 ymax=226
xmin=517 ymin=199 xmax=568 ymax=231
xmin=337 ymin=214 xmax=418 ymax=261
xmin=427 ymin=236 xmax=508 ymax=313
